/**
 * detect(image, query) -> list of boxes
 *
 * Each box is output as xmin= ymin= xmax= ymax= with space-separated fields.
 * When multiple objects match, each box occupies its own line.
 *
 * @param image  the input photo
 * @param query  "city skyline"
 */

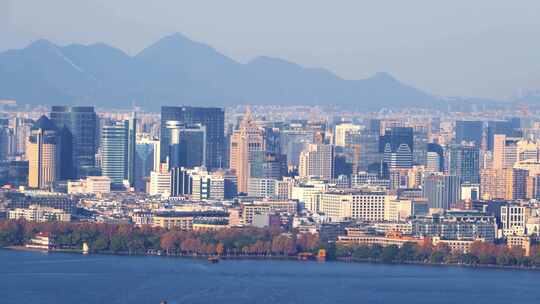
xmin=3 ymin=2 xmax=540 ymax=303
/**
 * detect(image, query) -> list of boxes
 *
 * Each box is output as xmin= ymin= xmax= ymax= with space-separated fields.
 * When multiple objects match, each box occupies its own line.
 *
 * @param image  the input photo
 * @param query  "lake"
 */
xmin=1 ymin=249 xmax=539 ymax=304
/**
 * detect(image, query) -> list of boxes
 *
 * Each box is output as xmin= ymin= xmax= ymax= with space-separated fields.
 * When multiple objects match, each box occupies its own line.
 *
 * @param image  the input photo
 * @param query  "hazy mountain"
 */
xmin=0 ymin=33 xmax=444 ymax=109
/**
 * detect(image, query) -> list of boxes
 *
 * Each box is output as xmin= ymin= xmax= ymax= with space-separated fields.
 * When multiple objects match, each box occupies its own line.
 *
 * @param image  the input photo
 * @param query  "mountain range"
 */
xmin=0 ymin=33 xmax=506 ymax=110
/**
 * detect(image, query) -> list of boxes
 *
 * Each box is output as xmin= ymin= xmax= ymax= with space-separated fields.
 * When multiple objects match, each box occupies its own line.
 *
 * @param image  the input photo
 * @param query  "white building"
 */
xmin=501 ymin=205 xmax=530 ymax=236
xmin=67 ymin=176 xmax=111 ymax=195
xmin=8 ymin=205 xmax=71 ymax=222
xmin=86 ymin=176 xmax=111 ymax=194
xmin=319 ymin=189 xmax=389 ymax=222
xmin=298 ymin=144 xmax=334 ymax=180
xmin=334 ymin=123 xmax=362 ymax=147
xmin=149 ymin=163 xmax=171 ymax=198
xmin=291 ymin=180 xmax=328 ymax=213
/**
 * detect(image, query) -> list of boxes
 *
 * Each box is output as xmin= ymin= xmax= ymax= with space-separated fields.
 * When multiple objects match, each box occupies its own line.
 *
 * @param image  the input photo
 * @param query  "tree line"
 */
xmin=0 ymin=220 xmax=320 ymax=256
xmin=3 ymin=219 xmax=540 ymax=268
xmin=334 ymin=240 xmax=540 ymax=267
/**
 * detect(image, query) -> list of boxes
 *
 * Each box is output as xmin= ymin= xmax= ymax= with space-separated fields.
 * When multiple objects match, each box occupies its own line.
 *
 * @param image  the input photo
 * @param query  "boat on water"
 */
xmin=208 ymin=256 xmax=220 ymax=264
xmin=25 ymin=232 xmax=55 ymax=251
xmin=82 ymin=242 xmax=90 ymax=255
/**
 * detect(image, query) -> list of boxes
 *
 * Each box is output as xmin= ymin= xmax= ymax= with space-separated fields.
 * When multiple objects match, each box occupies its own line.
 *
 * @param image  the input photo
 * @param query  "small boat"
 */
xmin=208 ymin=256 xmax=220 ymax=264
xmin=82 ymin=242 xmax=90 ymax=255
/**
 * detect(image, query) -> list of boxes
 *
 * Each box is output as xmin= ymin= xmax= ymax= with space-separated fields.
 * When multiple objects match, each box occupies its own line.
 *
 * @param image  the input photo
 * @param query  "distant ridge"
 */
xmin=0 ymin=33 xmax=494 ymax=110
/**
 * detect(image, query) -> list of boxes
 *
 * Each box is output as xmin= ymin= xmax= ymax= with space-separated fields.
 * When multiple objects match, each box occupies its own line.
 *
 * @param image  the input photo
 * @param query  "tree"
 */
xmin=381 ymin=245 xmax=400 ymax=263
xmin=110 ymin=235 xmax=128 ymax=253
xmin=296 ymin=233 xmax=320 ymax=252
xmin=216 ymin=242 xmax=224 ymax=256
xmin=370 ymin=244 xmax=383 ymax=259
xmin=160 ymin=232 xmax=178 ymax=253
xmin=430 ymin=251 xmax=445 ymax=264
xmin=91 ymin=236 xmax=109 ymax=252
xmin=398 ymin=242 xmax=417 ymax=262
xmin=352 ymin=245 xmax=371 ymax=260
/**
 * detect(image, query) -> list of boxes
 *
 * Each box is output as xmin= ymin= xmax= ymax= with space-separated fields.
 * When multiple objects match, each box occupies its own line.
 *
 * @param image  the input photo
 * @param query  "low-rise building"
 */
xmin=413 ymin=211 xmax=497 ymax=242
xmin=151 ymin=210 xmax=229 ymax=230
xmin=337 ymin=228 xmax=424 ymax=247
xmin=8 ymin=204 xmax=71 ymax=222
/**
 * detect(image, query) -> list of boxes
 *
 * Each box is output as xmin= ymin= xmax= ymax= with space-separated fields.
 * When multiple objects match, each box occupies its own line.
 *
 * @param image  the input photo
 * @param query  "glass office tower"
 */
xmin=160 ymin=106 xmax=224 ymax=169
xmin=455 ymin=121 xmax=483 ymax=147
xmin=50 ymin=106 xmax=97 ymax=179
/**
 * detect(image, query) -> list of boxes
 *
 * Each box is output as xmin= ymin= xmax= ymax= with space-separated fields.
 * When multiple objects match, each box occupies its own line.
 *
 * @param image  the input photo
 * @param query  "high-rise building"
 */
xmin=27 ymin=116 xmax=59 ymax=189
xmin=166 ymin=121 xmax=206 ymax=169
xmin=160 ymin=106 xmax=224 ymax=169
xmin=0 ymin=123 xmax=13 ymax=161
xmin=126 ymin=114 xmax=137 ymax=187
xmin=447 ymin=143 xmax=480 ymax=184
xmin=12 ymin=116 xmax=32 ymax=157
xmin=516 ymin=139 xmax=540 ymax=163
xmin=426 ymin=143 xmax=444 ymax=172
xmin=50 ymin=106 xmax=97 ymax=179
xmin=149 ymin=163 xmax=171 ymax=197
xmin=249 ymin=151 xmax=287 ymax=180
xmin=380 ymin=127 xmax=414 ymax=169
xmin=347 ymin=131 xmax=380 ymax=171
xmin=486 ymin=120 xmax=519 ymax=151
xmin=413 ymin=127 xmax=429 ymax=166
xmin=264 ymin=127 xmax=281 ymax=155
xmin=170 ymin=167 xmax=192 ymax=197
xmin=368 ymin=119 xmax=381 ymax=135
xmin=135 ymin=137 xmax=159 ymax=191
xmin=480 ymin=168 xmax=507 ymax=200
xmin=509 ymin=168 xmax=528 ymax=200
xmin=279 ymin=130 xmax=313 ymax=167
xmin=100 ymin=122 xmax=129 ymax=187
xmin=455 ymin=121 xmax=483 ymax=147
xmin=423 ymin=174 xmax=461 ymax=210
xmin=334 ymin=123 xmax=361 ymax=147
xmin=298 ymin=144 xmax=335 ymax=180
xmin=229 ymin=109 xmax=265 ymax=194
xmin=493 ymin=135 xmax=521 ymax=169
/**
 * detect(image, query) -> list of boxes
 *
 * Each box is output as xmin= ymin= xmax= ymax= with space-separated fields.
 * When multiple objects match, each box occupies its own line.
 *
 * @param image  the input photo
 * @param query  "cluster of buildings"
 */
xmin=3 ymin=105 xmax=540 ymax=256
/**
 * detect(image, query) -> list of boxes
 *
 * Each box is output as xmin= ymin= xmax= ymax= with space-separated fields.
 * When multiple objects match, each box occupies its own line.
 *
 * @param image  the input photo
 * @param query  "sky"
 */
xmin=2 ymin=0 xmax=540 ymax=100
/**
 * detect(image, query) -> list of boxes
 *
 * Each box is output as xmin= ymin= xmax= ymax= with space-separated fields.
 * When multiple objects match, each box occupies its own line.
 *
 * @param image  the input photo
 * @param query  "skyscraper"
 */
xmin=126 ymin=114 xmax=137 ymax=187
xmin=380 ymin=127 xmax=414 ymax=169
xmin=455 ymin=121 xmax=483 ymax=147
xmin=347 ymin=131 xmax=380 ymax=171
xmin=486 ymin=120 xmax=518 ymax=151
xmin=27 ymin=116 xmax=59 ymax=189
xmin=447 ymin=143 xmax=480 ymax=184
xmin=160 ymin=106 xmax=224 ymax=169
xmin=229 ymin=109 xmax=265 ymax=194
xmin=50 ymin=106 xmax=97 ymax=179
xmin=166 ymin=121 xmax=206 ymax=169
xmin=0 ymin=122 xmax=13 ymax=161
xmin=135 ymin=137 xmax=159 ymax=191
xmin=493 ymin=134 xmax=521 ymax=169
xmin=426 ymin=143 xmax=444 ymax=172
xmin=423 ymin=174 xmax=461 ymax=210
xmin=171 ymin=167 xmax=192 ymax=197
xmin=100 ymin=122 xmax=129 ymax=187
xmin=279 ymin=130 xmax=313 ymax=167
xmin=298 ymin=144 xmax=335 ymax=180
xmin=249 ymin=151 xmax=287 ymax=180
xmin=334 ymin=123 xmax=361 ymax=147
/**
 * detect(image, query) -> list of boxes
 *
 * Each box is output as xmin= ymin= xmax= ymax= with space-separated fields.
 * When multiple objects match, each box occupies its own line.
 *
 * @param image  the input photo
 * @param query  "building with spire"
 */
xmin=229 ymin=107 xmax=266 ymax=194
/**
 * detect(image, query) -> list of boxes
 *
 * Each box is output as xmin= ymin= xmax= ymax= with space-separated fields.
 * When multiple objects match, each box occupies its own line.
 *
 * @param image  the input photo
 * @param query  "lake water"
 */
xmin=1 ymin=249 xmax=539 ymax=304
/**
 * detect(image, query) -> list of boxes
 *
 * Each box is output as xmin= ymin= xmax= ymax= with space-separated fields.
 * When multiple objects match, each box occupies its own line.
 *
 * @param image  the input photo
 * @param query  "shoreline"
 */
xmin=4 ymin=246 xmax=539 ymax=272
